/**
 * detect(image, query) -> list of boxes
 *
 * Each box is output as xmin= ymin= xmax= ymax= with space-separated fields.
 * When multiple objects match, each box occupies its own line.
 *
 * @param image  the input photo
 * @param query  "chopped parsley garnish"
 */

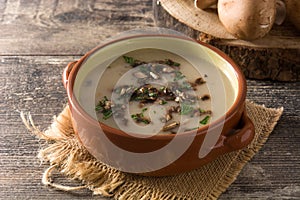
xmin=131 ymin=108 xmax=150 ymax=124
xmin=95 ymin=96 xmax=109 ymax=111
xmin=164 ymin=59 xmax=180 ymax=67
xmin=200 ymin=116 xmax=210 ymax=125
xmin=131 ymin=114 xmax=138 ymax=120
xmin=123 ymin=55 xmax=145 ymax=67
xmin=130 ymin=85 xmax=158 ymax=102
xmin=102 ymin=110 xmax=113 ymax=120
xmin=123 ymin=56 xmax=135 ymax=65
xmin=95 ymin=96 xmax=113 ymax=120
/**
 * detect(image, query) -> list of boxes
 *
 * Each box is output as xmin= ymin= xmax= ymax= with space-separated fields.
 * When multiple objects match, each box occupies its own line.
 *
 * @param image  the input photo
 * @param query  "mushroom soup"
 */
xmin=78 ymin=48 xmax=235 ymax=135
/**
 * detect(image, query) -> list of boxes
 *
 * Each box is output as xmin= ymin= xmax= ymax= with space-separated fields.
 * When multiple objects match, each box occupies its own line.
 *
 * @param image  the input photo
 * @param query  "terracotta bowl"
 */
xmin=63 ymin=33 xmax=255 ymax=176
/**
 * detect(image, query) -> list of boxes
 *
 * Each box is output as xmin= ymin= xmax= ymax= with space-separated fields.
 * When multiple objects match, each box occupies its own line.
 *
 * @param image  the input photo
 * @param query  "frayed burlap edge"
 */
xmin=21 ymin=101 xmax=283 ymax=200
xmin=21 ymin=106 xmax=126 ymax=197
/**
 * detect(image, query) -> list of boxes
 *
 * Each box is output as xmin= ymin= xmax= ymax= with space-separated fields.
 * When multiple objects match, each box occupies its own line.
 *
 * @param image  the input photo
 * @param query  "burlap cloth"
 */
xmin=22 ymin=101 xmax=283 ymax=199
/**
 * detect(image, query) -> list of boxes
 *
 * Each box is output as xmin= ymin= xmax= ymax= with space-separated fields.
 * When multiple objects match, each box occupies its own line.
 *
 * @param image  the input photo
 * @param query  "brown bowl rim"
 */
xmin=66 ymin=34 xmax=247 ymax=140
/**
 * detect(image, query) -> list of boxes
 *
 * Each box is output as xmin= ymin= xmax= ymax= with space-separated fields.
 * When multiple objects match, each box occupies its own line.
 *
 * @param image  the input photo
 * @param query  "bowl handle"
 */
xmin=63 ymin=61 xmax=77 ymax=89
xmin=223 ymin=111 xmax=255 ymax=151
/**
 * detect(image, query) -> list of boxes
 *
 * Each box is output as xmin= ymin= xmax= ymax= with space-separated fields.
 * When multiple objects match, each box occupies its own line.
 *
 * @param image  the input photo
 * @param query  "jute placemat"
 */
xmin=22 ymin=101 xmax=283 ymax=199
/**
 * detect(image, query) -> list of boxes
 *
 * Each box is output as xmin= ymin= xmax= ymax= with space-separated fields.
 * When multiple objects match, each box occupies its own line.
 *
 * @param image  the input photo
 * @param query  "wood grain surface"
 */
xmin=0 ymin=0 xmax=299 ymax=199
xmin=0 ymin=0 xmax=153 ymax=55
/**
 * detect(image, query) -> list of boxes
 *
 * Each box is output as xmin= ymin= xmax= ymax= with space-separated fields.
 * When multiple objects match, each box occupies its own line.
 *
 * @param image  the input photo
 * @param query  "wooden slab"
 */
xmin=155 ymin=0 xmax=300 ymax=81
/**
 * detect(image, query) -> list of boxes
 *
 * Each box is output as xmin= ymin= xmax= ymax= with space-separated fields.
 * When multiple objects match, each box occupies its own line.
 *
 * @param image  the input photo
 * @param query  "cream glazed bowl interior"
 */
xmin=63 ymin=31 xmax=255 ymax=176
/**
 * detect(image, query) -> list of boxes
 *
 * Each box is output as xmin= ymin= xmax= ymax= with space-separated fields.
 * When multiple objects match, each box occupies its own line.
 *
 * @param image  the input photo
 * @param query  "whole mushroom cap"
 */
xmin=218 ymin=0 xmax=276 ymax=40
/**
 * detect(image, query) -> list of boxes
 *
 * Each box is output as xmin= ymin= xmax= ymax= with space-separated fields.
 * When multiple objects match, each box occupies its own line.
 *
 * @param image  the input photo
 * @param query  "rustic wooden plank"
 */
xmin=0 ymin=55 xmax=107 ymax=199
xmin=0 ymin=56 xmax=299 ymax=199
xmin=0 ymin=0 xmax=154 ymax=55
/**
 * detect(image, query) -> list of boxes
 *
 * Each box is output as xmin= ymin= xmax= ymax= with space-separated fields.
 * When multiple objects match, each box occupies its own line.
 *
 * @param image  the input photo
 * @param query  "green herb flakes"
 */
xmin=131 ymin=114 xmax=138 ymax=120
xmin=95 ymin=96 xmax=113 ymax=120
xmin=131 ymin=108 xmax=150 ymax=124
xmin=123 ymin=56 xmax=135 ymax=65
xmin=164 ymin=59 xmax=180 ymax=67
xmin=200 ymin=116 xmax=210 ymax=125
xmin=102 ymin=110 xmax=113 ymax=120
xmin=131 ymin=113 xmax=150 ymax=124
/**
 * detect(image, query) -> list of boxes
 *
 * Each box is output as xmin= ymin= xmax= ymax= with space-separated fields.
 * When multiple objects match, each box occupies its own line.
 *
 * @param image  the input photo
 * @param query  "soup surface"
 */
xmin=78 ymin=48 xmax=234 ymax=135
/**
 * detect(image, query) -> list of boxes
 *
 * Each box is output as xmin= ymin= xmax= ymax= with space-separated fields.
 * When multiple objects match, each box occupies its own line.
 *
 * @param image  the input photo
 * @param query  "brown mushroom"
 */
xmin=217 ymin=0 xmax=276 ymax=40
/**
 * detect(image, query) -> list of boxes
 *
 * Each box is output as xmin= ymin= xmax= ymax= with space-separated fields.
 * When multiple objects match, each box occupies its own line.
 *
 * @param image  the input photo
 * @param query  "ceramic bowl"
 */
xmin=63 ymin=33 xmax=255 ymax=176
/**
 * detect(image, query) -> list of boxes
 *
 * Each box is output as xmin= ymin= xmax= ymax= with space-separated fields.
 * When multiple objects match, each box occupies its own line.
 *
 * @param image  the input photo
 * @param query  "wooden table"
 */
xmin=0 ymin=0 xmax=299 ymax=199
